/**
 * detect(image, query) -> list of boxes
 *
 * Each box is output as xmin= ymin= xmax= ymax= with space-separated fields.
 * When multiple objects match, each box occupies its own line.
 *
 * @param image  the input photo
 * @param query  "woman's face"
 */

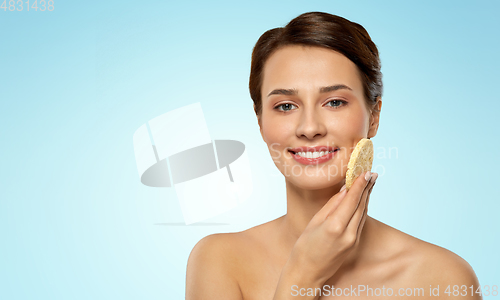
xmin=258 ymin=45 xmax=380 ymax=189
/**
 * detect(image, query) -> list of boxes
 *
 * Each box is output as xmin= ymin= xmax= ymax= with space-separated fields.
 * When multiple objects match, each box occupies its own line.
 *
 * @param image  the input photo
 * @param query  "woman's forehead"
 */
xmin=261 ymin=45 xmax=364 ymax=97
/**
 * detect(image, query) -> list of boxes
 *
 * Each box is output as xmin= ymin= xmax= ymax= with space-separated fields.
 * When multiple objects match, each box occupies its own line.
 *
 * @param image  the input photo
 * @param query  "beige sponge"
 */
xmin=346 ymin=138 xmax=374 ymax=190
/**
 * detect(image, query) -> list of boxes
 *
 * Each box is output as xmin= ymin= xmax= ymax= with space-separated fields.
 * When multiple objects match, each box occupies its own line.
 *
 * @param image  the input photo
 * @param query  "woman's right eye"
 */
xmin=274 ymin=103 xmax=297 ymax=112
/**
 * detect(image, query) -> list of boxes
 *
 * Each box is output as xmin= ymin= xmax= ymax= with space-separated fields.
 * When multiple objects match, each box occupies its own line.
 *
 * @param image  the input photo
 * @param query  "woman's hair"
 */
xmin=249 ymin=11 xmax=383 ymax=116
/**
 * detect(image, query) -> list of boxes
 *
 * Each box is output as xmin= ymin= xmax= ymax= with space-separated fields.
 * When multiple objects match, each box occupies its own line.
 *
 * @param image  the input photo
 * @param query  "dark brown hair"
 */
xmin=249 ymin=11 xmax=382 ymax=116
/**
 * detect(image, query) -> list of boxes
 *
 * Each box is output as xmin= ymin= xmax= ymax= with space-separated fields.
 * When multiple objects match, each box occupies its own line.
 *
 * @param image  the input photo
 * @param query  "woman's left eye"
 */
xmin=326 ymin=99 xmax=347 ymax=109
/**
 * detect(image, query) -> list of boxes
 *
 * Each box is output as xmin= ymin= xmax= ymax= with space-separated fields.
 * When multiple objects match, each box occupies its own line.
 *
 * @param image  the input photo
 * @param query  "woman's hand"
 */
xmin=287 ymin=170 xmax=378 ymax=286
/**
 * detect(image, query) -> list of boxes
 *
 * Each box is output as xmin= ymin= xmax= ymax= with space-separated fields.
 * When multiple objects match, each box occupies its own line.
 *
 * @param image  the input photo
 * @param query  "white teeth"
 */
xmin=295 ymin=150 xmax=335 ymax=158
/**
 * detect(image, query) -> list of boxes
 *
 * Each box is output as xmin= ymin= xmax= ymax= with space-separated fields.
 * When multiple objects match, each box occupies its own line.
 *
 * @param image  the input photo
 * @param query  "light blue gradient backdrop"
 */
xmin=1 ymin=1 xmax=498 ymax=299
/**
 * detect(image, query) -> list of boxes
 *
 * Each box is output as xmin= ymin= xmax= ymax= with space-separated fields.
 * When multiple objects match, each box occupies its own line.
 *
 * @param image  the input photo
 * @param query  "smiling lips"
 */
xmin=288 ymin=146 xmax=339 ymax=165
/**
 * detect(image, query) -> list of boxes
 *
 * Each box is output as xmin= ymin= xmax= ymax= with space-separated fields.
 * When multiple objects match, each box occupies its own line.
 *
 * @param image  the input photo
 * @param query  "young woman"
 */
xmin=186 ymin=12 xmax=481 ymax=300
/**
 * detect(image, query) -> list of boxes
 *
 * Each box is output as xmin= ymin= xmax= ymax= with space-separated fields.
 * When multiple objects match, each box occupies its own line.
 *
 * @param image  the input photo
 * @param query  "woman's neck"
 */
xmin=282 ymin=179 xmax=344 ymax=238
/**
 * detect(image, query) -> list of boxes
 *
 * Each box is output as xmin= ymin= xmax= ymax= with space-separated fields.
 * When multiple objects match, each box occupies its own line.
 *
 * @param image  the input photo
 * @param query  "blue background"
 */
xmin=1 ymin=0 xmax=499 ymax=299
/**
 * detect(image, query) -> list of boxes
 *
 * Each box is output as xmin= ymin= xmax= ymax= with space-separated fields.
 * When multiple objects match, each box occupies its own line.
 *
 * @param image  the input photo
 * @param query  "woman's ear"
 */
xmin=367 ymin=97 xmax=382 ymax=139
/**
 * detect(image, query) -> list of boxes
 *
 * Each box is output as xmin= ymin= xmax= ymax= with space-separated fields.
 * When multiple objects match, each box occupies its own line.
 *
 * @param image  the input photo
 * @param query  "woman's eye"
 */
xmin=326 ymin=99 xmax=347 ymax=109
xmin=274 ymin=103 xmax=297 ymax=112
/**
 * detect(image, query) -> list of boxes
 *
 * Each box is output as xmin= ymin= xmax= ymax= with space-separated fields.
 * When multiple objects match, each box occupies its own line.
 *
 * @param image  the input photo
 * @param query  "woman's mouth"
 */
xmin=288 ymin=148 xmax=339 ymax=165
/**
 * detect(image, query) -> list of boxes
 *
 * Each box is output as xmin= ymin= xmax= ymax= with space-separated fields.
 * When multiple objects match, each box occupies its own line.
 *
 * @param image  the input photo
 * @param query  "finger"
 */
xmin=346 ymin=173 xmax=376 ymax=236
xmin=354 ymin=181 xmax=375 ymax=245
xmin=350 ymin=186 xmax=373 ymax=249
xmin=326 ymin=171 xmax=372 ymax=229
xmin=319 ymin=178 xmax=346 ymax=214
xmin=354 ymin=204 xmax=369 ymax=247
xmin=359 ymin=181 xmax=375 ymax=233
xmin=323 ymin=188 xmax=347 ymax=221
xmin=315 ymin=184 xmax=348 ymax=222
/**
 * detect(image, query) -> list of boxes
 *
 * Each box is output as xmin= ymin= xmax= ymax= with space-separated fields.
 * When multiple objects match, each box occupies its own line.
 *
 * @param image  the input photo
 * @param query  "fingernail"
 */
xmin=340 ymin=184 xmax=346 ymax=192
xmin=371 ymin=172 xmax=378 ymax=183
xmin=364 ymin=171 xmax=372 ymax=182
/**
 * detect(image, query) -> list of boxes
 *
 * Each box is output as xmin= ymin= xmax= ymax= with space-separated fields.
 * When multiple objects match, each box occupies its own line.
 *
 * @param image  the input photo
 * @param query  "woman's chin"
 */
xmin=285 ymin=174 xmax=343 ymax=190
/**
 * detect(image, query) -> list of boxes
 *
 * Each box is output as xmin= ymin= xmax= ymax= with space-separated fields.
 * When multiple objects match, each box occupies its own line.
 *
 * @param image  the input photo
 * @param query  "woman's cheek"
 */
xmin=268 ymin=142 xmax=282 ymax=162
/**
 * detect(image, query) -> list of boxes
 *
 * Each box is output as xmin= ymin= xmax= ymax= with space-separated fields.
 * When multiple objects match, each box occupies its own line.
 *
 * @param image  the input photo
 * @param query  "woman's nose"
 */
xmin=295 ymin=108 xmax=327 ymax=139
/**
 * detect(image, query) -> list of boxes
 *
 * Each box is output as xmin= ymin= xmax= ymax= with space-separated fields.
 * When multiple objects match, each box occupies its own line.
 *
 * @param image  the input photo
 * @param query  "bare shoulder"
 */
xmin=186 ymin=232 xmax=246 ymax=300
xmin=413 ymin=241 xmax=481 ymax=287
xmin=186 ymin=219 xmax=281 ymax=299
xmin=377 ymin=219 xmax=481 ymax=298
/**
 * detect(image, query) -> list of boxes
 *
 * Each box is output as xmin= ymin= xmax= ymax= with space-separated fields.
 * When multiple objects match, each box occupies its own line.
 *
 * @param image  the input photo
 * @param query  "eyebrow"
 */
xmin=267 ymin=84 xmax=353 ymax=97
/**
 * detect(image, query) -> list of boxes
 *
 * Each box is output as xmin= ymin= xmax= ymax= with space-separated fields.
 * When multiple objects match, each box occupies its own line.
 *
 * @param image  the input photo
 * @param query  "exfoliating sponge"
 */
xmin=345 ymin=138 xmax=374 ymax=190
